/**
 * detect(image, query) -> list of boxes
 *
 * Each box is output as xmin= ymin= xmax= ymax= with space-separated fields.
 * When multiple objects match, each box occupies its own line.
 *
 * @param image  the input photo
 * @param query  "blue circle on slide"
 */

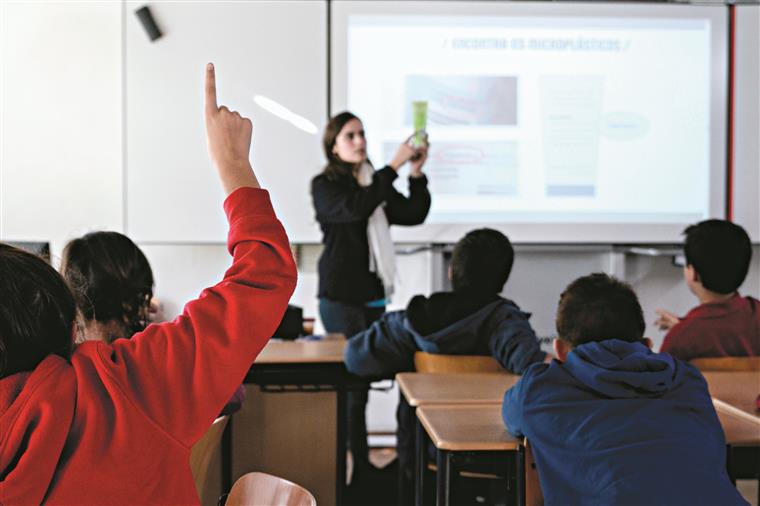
xmin=601 ymin=112 xmax=649 ymax=140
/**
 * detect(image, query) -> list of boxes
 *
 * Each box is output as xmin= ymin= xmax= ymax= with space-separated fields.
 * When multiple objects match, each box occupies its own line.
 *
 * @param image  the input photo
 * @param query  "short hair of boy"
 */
xmin=684 ymin=219 xmax=752 ymax=294
xmin=450 ymin=228 xmax=514 ymax=294
xmin=556 ymin=273 xmax=645 ymax=347
xmin=0 ymin=244 xmax=76 ymax=378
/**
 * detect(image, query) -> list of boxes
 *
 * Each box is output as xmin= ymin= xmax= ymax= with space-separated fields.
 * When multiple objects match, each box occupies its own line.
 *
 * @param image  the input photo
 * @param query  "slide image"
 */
xmin=404 ymin=75 xmax=518 ymax=126
xmin=540 ymin=75 xmax=604 ymax=197
xmin=384 ymin=141 xmax=519 ymax=196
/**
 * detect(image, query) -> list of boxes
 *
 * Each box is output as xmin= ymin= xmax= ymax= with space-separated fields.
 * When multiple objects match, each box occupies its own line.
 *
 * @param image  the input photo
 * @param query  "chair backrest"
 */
xmin=190 ymin=415 xmax=229 ymax=503
xmin=413 ymin=351 xmax=505 ymax=373
xmin=689 ymin=356 xmax=760 ymax=372
xmin=225 ymin=472 xmax=317 ymax=506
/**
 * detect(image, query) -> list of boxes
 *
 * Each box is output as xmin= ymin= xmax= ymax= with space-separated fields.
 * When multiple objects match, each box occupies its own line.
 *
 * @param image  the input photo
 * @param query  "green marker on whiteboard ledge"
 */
xmin=412 ymin=100 xmax=428 ymax=147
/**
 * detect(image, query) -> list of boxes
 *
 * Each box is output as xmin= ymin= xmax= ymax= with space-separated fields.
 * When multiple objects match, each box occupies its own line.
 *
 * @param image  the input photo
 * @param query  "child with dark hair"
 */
xmin=61 ymin=230 xmax=245 ymax=416
xmin=656 ymin=219 xmax=759 ymax=361
xmin=62 ymin=231 xmax=155 ymax=343
xmin=344 ymin=228 xmax=545 ymax=503
xmin=0 ymin=64 xmax=297 ymax=504
xmin=503 ymin=273 xmax=746 ymax=505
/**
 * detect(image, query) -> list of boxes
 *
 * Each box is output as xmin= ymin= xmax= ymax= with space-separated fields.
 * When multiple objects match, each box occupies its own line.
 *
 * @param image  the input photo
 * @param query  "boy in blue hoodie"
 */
xmin=344 ymin=228 xmax=546 ymax=503
xmin=503 ymin=273 xmax=747 ymax=506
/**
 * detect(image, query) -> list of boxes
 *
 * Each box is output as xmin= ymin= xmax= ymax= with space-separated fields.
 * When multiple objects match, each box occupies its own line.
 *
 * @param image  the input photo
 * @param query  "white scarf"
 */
xmin=356 ymin=161 xmax=395 ymax=298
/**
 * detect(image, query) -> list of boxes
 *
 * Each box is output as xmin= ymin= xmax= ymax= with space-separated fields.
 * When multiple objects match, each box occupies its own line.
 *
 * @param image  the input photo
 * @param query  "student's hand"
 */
xmin=204 ymin=63 xmax=260 ymax=194
xmin=654 ymin=309 xmax=680 ymax=331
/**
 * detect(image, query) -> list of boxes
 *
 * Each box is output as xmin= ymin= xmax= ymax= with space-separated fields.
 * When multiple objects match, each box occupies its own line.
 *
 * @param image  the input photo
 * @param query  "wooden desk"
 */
xmin=397 ymin=372 xmax=520 ymax=407
xmin=416 ymin=404 xmax=523 ymax=506
xmin=397 ymin=372 xmax=521 ymax=506
xmin=715 ymin=399 xmax=760 ymax=446
xmin=254 ymin=335 xmax=346 ymax=364
xmin=228 ymin=336 xmax=360 ymax=506
xmin=703 ymin=371 xmax=760 ymax=422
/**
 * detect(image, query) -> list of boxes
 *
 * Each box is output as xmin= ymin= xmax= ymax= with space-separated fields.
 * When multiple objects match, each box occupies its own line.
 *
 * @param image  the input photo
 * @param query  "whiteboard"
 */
xmin=126 ymin=0 xmax=326 ymax=243
xmin=331 ymin=1 xmax=728 ymax=244
xmin=0 ymin=1 xmax=122 ymax=243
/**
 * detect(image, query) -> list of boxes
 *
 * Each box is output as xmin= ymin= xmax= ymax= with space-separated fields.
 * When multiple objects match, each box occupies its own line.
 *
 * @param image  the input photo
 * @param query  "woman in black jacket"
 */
xmin=311 ymin=111 xmax=431 ymax=488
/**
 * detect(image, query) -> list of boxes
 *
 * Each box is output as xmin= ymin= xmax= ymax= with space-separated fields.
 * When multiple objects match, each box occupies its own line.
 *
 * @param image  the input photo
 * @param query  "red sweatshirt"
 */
xmin=660 ymin=294 xmax=760 ymax=361
xmin=0 ymin=187 xmax=297 ymax=505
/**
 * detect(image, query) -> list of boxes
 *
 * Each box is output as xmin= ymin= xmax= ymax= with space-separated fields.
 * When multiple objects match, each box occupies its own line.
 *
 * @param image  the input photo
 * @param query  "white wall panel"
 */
xmin=0 ymin=1 xmax=122 ymax=242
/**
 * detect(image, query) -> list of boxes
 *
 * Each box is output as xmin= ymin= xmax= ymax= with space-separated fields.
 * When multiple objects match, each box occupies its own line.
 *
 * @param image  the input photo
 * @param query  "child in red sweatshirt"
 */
xmin=0 ymin=64 xmax=297 ymax=504
xmin=656 ymin=220 xmax=759 ymax=361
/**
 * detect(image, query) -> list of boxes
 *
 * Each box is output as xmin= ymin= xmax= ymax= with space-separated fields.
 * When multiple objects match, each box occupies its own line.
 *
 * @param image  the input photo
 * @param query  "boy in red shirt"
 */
xmin=0 ymin=64 xmax=297 ymax=504
xmin=657 ymin=219 xmax=759 ymax=361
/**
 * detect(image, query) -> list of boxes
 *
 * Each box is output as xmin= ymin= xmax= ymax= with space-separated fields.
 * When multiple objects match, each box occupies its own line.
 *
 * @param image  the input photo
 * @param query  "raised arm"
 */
xmin=384 ymin=176 xmax=431 ymax=226
xmin=99 ymin=64 xmax=297 ymax=446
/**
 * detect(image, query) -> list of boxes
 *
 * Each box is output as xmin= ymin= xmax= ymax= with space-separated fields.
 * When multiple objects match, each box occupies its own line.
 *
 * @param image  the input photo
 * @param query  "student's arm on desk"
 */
xmin=489 ymin=315 xmax=548 ymax=374
xmin=344 ymin=310 xmax=417 ymax=379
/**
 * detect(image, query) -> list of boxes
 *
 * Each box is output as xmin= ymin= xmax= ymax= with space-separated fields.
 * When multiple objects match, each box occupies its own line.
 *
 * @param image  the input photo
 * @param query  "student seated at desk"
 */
xmin=503 ymin=273 xmax=746 ymax=506
xmin=344 ymin=228 xmax=546 ymax=502
xmin=0 ymin=64 xmax=297 ymax=504
xmin=656 ymin=219 xmax=759 ymax=361
xmin=60 ymin=230 xmax=246 ymax=415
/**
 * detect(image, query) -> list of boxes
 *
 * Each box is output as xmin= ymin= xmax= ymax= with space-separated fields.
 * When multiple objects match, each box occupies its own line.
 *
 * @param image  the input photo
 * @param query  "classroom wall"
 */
xmin=1 ymin=0 xmax=758 ymax=437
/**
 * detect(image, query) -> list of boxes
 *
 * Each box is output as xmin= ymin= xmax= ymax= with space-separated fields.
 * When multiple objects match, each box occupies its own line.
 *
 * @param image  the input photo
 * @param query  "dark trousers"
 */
xmin=319 ymin=298 xmax=385 ymax=476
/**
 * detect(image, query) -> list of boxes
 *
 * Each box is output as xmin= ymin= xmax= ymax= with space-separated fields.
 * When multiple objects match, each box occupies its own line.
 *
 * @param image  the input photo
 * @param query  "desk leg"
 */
xmin=336 ymin=388 xmax=347 ymax=506
xmin=516 ymin=445 xmax=525 ymax=506
xmin=416 ymin=416 xmax=426 ymax=506
xmin=436 ymin=450 xmax=452 ymax=506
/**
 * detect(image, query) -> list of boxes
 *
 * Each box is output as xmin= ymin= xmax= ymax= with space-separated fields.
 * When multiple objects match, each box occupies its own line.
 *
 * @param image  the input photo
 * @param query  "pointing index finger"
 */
xmin=205 ymin=62 xmax=218 ymax=115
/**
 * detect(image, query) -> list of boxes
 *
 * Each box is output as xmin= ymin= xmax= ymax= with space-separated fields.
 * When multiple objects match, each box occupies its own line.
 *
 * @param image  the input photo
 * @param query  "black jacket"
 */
xmin=311 ymin=166 xmax=431 ymax=303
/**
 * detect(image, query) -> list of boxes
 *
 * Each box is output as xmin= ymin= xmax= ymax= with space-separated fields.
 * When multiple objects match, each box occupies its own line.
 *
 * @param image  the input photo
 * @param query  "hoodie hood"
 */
xmin=0 ymin=355 xmax=76 ymax=503
xmin=403 ymin=292 xmax=523 ymax=354
xmin=564 ymin=339 xmax=683 ymax=398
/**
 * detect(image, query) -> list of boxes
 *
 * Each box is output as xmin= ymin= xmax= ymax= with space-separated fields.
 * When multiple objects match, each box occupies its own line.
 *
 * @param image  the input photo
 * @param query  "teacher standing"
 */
xmin=311 ymin=111 xmax=431 ymax=488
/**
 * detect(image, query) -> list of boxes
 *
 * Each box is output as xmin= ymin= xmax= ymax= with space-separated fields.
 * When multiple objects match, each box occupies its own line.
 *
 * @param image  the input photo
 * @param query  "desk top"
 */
xmin=397 ymin=372 xmax=520 ymax=407
xmin=254 ymin=335 xmax=346 ymax=364
xmin=416 ymin=404 xmax=521 ymax=451
xmin=703 ymin=371 xmax=760 ymax=422
xmin=714 ymin=399 xmax=760 ymax=445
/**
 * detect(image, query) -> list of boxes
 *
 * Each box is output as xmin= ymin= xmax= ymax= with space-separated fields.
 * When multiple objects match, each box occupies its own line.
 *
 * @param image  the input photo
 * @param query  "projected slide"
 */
xmin=404 ymin=75 xmax=518 ymax=126
xmin=346 ymin=12 xmax=715 ymax=227
xmin=383 ymin=141 xmax=519 ymax=196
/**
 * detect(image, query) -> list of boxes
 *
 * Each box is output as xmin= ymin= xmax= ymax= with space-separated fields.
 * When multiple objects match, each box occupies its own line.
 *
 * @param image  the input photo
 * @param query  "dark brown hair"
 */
xmin=321 ymin=111 xmax=362 ymax=181
xmin=450 ymin=228 xmax=514 ymax=295
xmin=62 ymin=231 xmax=154 ymax=342
xmin=0 ymin=243 xmax=76 ymax=378
xmin=556 ymin=273 xmax=645 ymax=347
xmin=683 ymin=219 xmax=752 ymax=294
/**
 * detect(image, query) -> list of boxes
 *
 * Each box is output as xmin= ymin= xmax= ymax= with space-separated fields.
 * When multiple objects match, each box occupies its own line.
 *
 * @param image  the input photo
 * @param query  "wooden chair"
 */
xmin=413 ymin=351 xmax=506 ymax=374
xmin=689 ymin=356 xmax=760 ymax=372
xmin=190 ymin=415 xmax=229 ymax=505
xmin=525 ymin=439 xmax=544 ymax=506
xmin=225 ymin=472 xmax=317 ymax=506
